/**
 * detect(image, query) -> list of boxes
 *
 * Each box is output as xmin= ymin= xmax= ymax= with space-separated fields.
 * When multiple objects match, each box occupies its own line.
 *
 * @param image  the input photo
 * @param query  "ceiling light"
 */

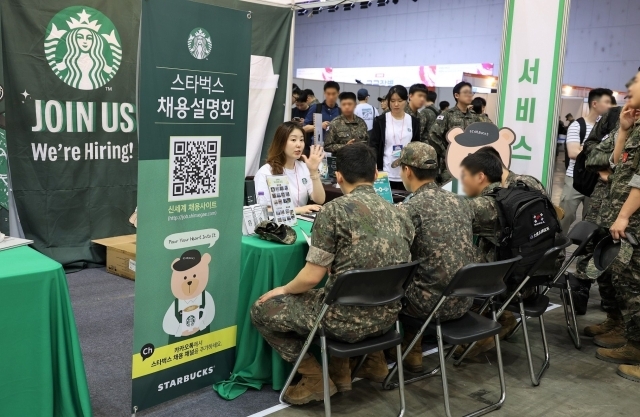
xmin=297 ymin=9 xmax=307 ymax=16
xmin=312 ymin=7 xmax=322 ymax=14
xmin=344 ymin=2 xmax=355 ymax=10
xmin=377 ymin=0 xmax=389 ymax=6
xmin=360 ymin=1 xmax=372 ymax=9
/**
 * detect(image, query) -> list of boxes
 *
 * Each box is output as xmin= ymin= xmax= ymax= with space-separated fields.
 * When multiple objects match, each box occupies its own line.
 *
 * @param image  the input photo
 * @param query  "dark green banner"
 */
xmin=1 ymin=0 xmax=139 ymax=265
xmin=133 ymin=0 xmax=250 ymax=412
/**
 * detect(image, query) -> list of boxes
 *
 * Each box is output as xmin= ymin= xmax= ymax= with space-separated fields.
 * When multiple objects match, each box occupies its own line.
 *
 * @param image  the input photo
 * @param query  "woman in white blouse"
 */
xmin=254 ymin=122 xmax=326 ymax=214
xmin=370 ymin=85 xmax=421 ymax=190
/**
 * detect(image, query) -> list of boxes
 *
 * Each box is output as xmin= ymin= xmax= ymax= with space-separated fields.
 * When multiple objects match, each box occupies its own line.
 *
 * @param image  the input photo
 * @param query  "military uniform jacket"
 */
xmin=398 ymin=182 xmax=475 ymax=314
xmin=405 ymin=103 xmax=429 ymax=143
xmin=467 ymin=182 xmax=502 ymax=263
xmin=602 ymin=121 xmax=640 ymax=234
xmin=307 ymin=185 xmax=415 ymax=331
xmin=421 ymin=104 xmax=440 ymax=136
xmin=324 ymin=115 xmax=369 ymax=153
xmin=429 ymin=106 xmax=481 ymax=159
xmin=505 ymin=171 xmax=546 ymax=195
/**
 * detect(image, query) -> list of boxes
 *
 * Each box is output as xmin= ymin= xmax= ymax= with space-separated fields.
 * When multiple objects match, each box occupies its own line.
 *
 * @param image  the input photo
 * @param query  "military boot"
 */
xmin=328 ymin=356 xmax=352 ymax=392
xmin=593 ymin=323 xmax=627 ymax=349
xmin=617 ymin=364 xmax=640 ymax=383
xmin=385 ymin=330 xmax=424 ymax=373
xmin=283 ymin=355 xmax=337 ymax=405
xmin=584 ymin=312 xmax=623 ymax=337
xmin=498 ymin=311 xmax=518 ymax=339
xmin=354 ymin=350 xmax=389 ymax=383
xmin=596 ymin=342 xmax=640 ymax=365
xmin=455 ymin=336 xmax=496 ymax=359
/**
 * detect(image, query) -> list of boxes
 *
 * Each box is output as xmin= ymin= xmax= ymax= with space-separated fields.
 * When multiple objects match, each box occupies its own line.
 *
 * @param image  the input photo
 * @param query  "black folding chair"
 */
xmin=456 ymin=237 xmax=571 ymax=387
xmin=279 ymin=261 xmax=420 ymax=417
xmin=508 ymin=221 xmax=600 ymax=349
xmin=383 ymin=256 xmax=522 ymax=417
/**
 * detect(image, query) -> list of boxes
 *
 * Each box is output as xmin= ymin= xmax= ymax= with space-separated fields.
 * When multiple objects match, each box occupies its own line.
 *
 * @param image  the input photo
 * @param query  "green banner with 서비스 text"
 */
xmin=133 ymin=0 xmax=251 ymax=412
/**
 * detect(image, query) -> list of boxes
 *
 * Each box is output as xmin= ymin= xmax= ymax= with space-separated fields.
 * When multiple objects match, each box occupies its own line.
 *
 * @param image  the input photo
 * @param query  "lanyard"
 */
xmin=391 ymin=113 xmax=406 ymax=146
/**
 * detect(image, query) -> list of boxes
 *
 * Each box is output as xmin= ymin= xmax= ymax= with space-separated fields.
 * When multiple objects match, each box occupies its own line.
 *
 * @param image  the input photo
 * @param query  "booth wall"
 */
xmin=294 ymin=0 xmax=640 ymax=90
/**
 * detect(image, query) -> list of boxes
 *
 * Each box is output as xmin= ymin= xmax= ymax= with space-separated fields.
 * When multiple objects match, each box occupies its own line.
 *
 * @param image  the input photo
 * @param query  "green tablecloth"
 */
xmin=0 ymin=246 xmax=92 ymax=417
xmin=213 ymin=221 xmax=314 ymax=400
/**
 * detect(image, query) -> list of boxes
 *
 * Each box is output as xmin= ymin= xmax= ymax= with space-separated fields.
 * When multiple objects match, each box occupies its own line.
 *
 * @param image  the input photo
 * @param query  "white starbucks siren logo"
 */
xmin=188 ymin=28 xmax=212 ymax=60
xmin=45 ymin=6 xmax=122 ymax=90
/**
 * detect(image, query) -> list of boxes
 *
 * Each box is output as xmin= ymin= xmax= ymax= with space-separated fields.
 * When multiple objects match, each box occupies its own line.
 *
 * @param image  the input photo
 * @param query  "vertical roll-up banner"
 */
xmin=133 ymin=0 xmax=251 ymax=412
xmin=497 ymin=0 xmax=571 ymax=190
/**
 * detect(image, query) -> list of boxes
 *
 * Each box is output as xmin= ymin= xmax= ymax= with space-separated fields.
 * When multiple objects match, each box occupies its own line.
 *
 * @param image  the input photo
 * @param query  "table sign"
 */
xmin=373 ymin=172 xmax=394 ymax=203
xmin=266 ymin=175 xmax=297 ymax=227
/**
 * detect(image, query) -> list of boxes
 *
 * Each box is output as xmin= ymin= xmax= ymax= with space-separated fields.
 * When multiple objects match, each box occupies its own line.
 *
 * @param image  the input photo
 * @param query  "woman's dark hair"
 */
xmin=386 ymin=85 xmax=409 ymax=106
xmin=266 ymin=122 xmax=304 ymax=175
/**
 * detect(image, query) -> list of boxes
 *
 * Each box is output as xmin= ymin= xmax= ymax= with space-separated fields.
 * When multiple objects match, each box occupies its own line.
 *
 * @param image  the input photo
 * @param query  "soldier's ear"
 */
xmin=446 ymin=127 xmax=464 ymax=145
xmin=498 ymin=127 xmax=516 ymax=145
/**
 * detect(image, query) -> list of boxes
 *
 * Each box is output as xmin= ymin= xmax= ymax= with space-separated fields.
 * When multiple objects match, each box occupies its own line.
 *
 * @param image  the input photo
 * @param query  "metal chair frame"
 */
xmin=455 ymin=237 xmax=571 ymax=386
xmin=279 ymin=261 xmax=420 ymax=417
xmin=383 ymin=257 xmax=522 ymax=417
xmin=508 ymin=221 xmax=600 ymax=349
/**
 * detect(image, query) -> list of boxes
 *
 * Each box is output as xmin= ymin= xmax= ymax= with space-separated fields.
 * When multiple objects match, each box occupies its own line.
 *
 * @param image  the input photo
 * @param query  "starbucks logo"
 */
xmin=186 ymin=315 xmax=196 ymax=327
xmin=45 ymin=6 xmax=121 ymax=90
xmin=188 ymin=28 xmax=212 ymax=60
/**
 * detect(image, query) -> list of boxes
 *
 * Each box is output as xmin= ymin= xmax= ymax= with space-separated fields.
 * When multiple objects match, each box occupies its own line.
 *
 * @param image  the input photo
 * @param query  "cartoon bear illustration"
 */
xmin=162 ymin=249 xmax=215 ymax=342
xmin=445 ymin=122 xmax=516 ymax=181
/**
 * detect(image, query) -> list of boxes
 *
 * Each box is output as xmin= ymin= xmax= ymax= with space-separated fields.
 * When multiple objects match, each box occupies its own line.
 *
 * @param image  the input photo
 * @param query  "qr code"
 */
xmin=169 ymin=136 xmax=221 ymax=201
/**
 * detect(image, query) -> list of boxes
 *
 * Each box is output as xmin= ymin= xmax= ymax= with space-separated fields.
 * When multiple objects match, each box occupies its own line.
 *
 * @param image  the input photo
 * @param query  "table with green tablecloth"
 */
xmin=213 ymin=221 xmax=315 ymax=400
xmin=0 ymin=246 xmax=92 ymax=417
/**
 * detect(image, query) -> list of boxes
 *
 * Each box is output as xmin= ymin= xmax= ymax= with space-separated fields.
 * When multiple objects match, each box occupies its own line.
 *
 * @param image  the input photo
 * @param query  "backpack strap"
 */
xmin=577 ymin=117 xmax=587 ymax=144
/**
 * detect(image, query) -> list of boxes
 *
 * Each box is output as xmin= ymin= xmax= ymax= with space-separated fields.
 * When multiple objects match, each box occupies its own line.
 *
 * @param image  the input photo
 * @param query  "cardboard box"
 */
xmin=92 ymin=234 xmax=137 ymax=280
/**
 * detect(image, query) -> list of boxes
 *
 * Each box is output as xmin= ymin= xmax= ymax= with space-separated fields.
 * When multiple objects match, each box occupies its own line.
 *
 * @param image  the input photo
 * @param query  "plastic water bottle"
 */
xmin=257 ymin=191 xmax=271 ymax=220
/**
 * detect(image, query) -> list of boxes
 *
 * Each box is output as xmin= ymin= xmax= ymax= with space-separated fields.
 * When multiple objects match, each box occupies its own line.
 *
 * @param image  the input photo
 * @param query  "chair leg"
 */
xmin=320 ymin=336 xmax=331 ymax=417
xmin=519 ymin=300 xmax=539 ymax=386
xmin=436 ymin=322 xmax=452 ymax=417
xmin=279 ymin=305 xmax=328 ymax=406
xmin=395 ymin=322 xmax=406 ymax=417
xmin=564 ymin=280 xmax=582 ymax=349
xmin=536 ymin=315 xmax=550 ymax=382
xmin=351 ymin=354 xmax=367 ymax=383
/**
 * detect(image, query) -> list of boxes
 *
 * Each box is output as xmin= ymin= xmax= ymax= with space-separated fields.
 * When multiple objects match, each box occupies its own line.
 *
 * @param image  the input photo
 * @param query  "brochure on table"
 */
xmin=266 ymin=175 xmax=297 ymax=227
xmin=0 ymin=235 xmax=33 ymax=251
xmin=373 ymin=172 xmax=394 ymax=203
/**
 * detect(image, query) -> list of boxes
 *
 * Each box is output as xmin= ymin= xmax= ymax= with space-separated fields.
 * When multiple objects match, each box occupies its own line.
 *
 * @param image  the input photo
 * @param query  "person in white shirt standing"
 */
xmin=370 ymin=85 xmax=421 ymax=190
xmin=354 ymin=88 xmax=378 ymax=133
xmin=559 ymin=88 xmax=613 ymax=235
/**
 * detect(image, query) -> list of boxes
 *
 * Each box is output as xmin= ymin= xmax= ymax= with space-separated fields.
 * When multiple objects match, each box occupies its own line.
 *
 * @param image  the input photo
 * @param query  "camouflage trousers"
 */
xmin=610 ymin=247 xmax=640 ymax=342
xmin=574 ymin=182 xmax=620 ymax=313
xmin=403 ymin=286 xmax=471 ymax=323
xmin=250 ymin=289 xmax=396 ymax=363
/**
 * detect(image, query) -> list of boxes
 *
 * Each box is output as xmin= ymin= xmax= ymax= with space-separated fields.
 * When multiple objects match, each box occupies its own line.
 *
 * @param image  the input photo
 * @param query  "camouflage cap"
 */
xmin=254 ymin=220 xmax=297 ymax=245
xmin=391 ymin=142 xmax=438 ymax=169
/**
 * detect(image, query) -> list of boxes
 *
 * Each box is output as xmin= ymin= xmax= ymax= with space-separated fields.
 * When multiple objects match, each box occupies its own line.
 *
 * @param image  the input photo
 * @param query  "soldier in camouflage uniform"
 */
xmin=421 ymin=90 xmax=440 ymax=134
xmin=429 ymin=82 xmax=489 ymax=184
xmin=475 ymin=146 xmax=547 ymax=193
xmin=392 ymin=142 xmax=475 ymax=372
xmin=596 ymin=77 xmax=640 ymax=381
xmin=571 ymin=108 xmax=626 ymax=347
xmin=404 ymin=84 xmax=430 ymax=143
xmin=324 ymin=92 xmax=369 ymax=153
xmin=251 ymin=143 xmax=414 ymax=403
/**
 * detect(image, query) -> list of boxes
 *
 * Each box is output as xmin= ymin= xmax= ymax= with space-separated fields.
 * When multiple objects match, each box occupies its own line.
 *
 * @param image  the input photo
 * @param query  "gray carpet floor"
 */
xmin=67 ymin=268 xmax=280 ymax=417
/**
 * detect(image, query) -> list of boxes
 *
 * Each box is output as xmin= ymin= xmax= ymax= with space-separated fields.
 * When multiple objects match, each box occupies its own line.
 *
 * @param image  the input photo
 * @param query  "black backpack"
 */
xmin=572 ymin=149 xmax=599 ymax=196
xmin=564 ymin=117 xmax=586 ymax=170
xmin=488 ymin=182 xmax=560 ymax=288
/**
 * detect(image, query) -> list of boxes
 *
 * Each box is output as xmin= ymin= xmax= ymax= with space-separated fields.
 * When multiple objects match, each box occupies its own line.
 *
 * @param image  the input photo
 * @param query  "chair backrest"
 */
xmin=525 ymin=236 xmax=572 ymax=287
xmin=442 ymin=256 xmax=522 ymax=298
xmin=568 ymin=221 xmax=600 ymax=256
xmin=323 ymin=260 xmax=421 ymax=307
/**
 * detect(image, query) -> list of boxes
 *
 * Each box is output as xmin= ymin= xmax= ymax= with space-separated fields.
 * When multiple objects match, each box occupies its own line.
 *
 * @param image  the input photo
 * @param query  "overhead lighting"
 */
xmin=297 ymin=9 xmax=307 ymax=16
xmin=360 ymin=1 xmax=372 ymax=8
xmin=312 ymin=7 xmax=323 ymax=14
xmin=377 ymin=0 xmax=389 ymax=6
xmin=344 ymin=2 xmax=355 ymax=10
xmin=328 ymin=5 xmax=339 ymax=12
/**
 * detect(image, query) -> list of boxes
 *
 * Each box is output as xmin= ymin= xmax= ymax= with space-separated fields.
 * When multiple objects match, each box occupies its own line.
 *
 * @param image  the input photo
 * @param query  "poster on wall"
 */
xmin=497 ymin=0 xmax=570 ymax=189
xmin=1 ymin=1 xmax=139 ymax=265
xmin=132 ymin=0 xmax=251 ymax=412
